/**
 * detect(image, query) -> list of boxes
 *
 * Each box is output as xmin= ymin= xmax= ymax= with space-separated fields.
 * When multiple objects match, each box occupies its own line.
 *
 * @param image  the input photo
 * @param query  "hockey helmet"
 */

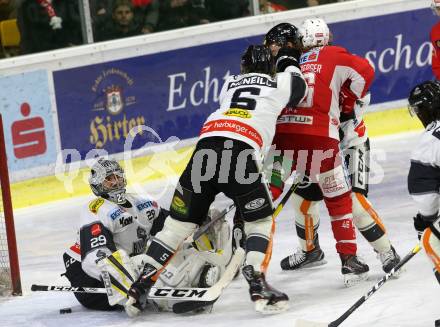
xmin=89 ymin=158 xmax=127 ymax=204
xmin=264 ymin=23 xmax=300 ymax=48
xmin=408 ymin=80 xmax=440 ymax=127
xmin=240 ymin=45 xmax=275 ymax=75
xmin=432 ymin=0 xmax=440 ymax=15
xmin=299 ymin=18 xmax=330 ymax=50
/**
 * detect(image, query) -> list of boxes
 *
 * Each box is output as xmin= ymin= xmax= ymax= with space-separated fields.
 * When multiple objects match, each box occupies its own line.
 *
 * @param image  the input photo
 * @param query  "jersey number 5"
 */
xmin=230 ymin=87 xmax=261 ymax=110
xmin=297 ymin=72 xmax=315 ymax=109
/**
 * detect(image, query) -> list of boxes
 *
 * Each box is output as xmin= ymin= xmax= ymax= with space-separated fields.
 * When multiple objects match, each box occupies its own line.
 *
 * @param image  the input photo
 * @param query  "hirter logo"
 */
xmin=91 ymin=224 xmax=102 ymax=236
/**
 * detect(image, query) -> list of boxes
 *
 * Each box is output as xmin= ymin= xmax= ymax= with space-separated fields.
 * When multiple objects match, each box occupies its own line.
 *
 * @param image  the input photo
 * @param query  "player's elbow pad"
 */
xmin=287 ymin=76 xmax=307 ymax=107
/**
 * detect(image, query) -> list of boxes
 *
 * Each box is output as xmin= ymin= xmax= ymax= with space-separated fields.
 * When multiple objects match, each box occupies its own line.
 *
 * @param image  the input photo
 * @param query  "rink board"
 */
xmin=0 ymin=0 xmax=429 ymax=207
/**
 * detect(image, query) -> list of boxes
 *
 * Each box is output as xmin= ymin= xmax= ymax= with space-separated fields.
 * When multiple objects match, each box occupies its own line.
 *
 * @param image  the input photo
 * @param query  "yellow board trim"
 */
xmin=10 ymin=107 xmax=424 ymax=209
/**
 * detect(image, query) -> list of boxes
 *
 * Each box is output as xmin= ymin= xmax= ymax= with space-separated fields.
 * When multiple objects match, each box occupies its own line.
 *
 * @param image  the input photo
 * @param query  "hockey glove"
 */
xmin=275 ymin=47 xmax=301 ymax=72
xmin=125 ymin=263 xmax=157 ymax=317
xmin=413 ymin=213 xmax=431 ymax=240
xmin=339 ymin=81 xmax=358 ymax=114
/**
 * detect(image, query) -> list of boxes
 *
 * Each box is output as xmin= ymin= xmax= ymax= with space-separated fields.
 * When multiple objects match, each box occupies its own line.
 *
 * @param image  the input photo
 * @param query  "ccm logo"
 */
xmin=244 ymin=198 xmax=265 ymax=210
xmin=153 ymin=288 xmax=207 ymax=298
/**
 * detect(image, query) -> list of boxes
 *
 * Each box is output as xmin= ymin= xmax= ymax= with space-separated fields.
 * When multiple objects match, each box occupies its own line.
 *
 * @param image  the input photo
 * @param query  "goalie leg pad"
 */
xmin=98 ymin=249 xmax=138 ymax=306
xmin=352 ymin=192 xmax=391 ymax=253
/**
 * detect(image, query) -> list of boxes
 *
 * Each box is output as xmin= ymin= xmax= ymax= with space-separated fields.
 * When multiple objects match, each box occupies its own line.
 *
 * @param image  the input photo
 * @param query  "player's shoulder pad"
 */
xmin=88 ymin=197 xmax=105 ymax=214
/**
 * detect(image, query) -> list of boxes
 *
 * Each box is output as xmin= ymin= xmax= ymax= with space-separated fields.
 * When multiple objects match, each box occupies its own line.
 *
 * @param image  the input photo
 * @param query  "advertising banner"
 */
xmin=53 ymin=8 xmax=435 ymax=159
xmin=0 ymin=70 xmax=57 ymax=171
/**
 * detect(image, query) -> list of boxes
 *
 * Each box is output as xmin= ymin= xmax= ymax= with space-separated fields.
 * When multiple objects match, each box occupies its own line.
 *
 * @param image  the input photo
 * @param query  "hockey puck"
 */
xmin=59 ymin=308 xmax=72 ymax=314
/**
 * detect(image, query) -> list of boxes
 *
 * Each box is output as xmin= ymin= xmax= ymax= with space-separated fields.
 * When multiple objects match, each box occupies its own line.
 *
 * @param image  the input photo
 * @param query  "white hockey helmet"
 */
xmin=432 ymin=0 xmax=440 ymax=15
xmin=299 ymin=18 xmax=330 ymax=49
xmin=89 ymin=158 xmax=127 ymax=204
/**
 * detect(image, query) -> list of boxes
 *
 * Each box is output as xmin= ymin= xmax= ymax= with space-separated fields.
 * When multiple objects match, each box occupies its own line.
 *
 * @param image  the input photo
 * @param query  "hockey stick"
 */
xmin=31 ymin=247 xmax=245 ymax=303
xmin=295 ymin=244 xmax=422 ymax=327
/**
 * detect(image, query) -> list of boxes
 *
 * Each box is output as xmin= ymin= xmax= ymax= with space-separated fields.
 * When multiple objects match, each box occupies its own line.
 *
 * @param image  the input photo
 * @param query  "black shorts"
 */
xmin=170 ymin=137 xmax=274 ymax=224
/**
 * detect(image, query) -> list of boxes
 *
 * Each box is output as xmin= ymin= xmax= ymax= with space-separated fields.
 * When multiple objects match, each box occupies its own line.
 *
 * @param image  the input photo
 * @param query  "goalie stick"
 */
xmin=295 ymin=244 xmax=422 ymax=327
xmin=31 ymin=247 xmax=245 ymax=304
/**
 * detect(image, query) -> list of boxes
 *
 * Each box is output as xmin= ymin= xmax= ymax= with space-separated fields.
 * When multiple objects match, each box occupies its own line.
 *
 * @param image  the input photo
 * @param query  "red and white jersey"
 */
xmin=199 ymin=66 xmax=307 ymax=154
xmin=276 ymin=45 xmax=374 ymax=140
xmin=431 ymin=22 xmax=440 ymax=80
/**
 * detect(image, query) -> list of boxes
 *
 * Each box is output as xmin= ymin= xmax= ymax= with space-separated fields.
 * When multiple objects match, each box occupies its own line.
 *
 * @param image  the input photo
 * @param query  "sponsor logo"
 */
xmin=91 ymin=223 xmax=102 ymax=236
xmin=171 ymin=195 xmax=188 ymax=215
xmin=110 ymin=208 xmax=124 ymax=220
xmin=277 ymin=115 xmax=313 ymax=125
xmin=200 ymin=119 xmax=263 ymax=148
xmin=300 ymin=50 xmax=320 ymax=64
xmin=244 ymin=198 xmax=266 ymax=211
xmin=152 ymin=288 xmax=208 ymax=298
xmin=89 ymin=198 xmax=104 ymax=214
xmin=119 ymin=216 xmax=133 ymax=227
xmin=136 ymin=200 xmax=157 ymax=211
xmin=223 ymin=108 xmax=252 ymax=119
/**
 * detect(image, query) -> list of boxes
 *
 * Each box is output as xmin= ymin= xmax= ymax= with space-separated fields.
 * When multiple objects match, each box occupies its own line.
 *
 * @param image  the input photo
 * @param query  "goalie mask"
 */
xmin=408 ymin=81 xmax=440 ymax=127
xmin=299 ymin=18 xmax=330 ymax=50
xmin=89 ymin=158 xmax=127 ymax=204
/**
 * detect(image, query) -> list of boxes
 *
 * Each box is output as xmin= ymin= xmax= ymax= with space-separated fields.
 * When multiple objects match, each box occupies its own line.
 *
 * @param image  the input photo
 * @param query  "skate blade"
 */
xmin=254 ymin=299 xmax=289 ymax=314
xmin=343 ymin=272 xmax=368 ymax=287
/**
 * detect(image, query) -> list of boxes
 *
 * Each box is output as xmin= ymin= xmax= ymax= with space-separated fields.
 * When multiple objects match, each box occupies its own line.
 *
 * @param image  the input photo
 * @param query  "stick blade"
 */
xmin=295 ymin=319 xmax=329 ymax=327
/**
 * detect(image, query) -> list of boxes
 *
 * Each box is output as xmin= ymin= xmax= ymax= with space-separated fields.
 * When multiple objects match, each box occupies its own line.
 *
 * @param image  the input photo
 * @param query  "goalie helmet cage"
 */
xmin=0 ymin=114 xmax=22 ymax=295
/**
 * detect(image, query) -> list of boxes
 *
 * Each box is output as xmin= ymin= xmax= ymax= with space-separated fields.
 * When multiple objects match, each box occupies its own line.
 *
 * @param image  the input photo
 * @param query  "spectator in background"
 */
xmin=89 ymin=0 xmax=113 ymax=29
xmin=132 ymin=0 xmax=159 ymax=34
xmin=205 ymin=0 xmax=249 ymax=22
xmin=95 ymin=0 xmax=143 ymax=41
xmin=259 ymin=0 xmax=343 ymax=13
xmin=156 ymin=0 xmax=209 ymax=32
xmin=431 ymin=0 xmax=440 ymax=80
xmin=0 ymin=0 xmax=17 ymax=21
xmin=17 ymin=0 xmax=82 ymax=54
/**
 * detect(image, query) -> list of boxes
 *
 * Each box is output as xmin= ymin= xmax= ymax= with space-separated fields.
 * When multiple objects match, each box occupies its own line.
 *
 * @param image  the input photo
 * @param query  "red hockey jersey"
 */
xmin=431 ymin=22 xmax=440 ymax=80
xmin=276 ymin=45 xmax=374 ymax=140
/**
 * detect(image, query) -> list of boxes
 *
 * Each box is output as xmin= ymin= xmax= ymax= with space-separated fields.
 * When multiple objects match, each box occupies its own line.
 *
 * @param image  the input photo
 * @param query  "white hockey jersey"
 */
xmin=408 ymin=120 xmax=440 ymax=217
xmin=74 ymin=194 xmax=163 ymax=280
xmin=199 ymin=66 xmax=307 ymax=154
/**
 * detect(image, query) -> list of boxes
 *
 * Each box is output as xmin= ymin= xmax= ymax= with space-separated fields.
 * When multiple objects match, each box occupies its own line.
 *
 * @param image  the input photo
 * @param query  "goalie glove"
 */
xmin=126 ymin=263 xmax=158 ymax=317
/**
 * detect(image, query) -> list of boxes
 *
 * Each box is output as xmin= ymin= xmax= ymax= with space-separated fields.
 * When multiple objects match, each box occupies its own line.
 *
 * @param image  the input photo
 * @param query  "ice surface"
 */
xmin=0 ymin=132 xmax=438 ymax=327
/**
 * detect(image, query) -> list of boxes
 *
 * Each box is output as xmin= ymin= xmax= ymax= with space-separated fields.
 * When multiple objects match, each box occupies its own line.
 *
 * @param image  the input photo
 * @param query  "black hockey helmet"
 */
xmin=240 ymin=45 xmax=274 ymax=75
xmin=264 ymin=23 xmax=300 ymax=48
xmin=408 ymin=80 xmax=440 ymax=127
xmin=89 ymin=158 xmax=127 ymax=204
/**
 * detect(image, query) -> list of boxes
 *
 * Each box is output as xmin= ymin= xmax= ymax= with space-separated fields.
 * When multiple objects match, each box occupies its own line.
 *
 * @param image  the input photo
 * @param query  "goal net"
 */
xmin=0 ymin=114 xmax=22 ymax=296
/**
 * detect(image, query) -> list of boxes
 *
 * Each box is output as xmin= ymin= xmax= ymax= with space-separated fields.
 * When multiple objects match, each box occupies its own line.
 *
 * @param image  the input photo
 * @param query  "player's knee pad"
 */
xmin=244 ymin=216 xmax=272 ymax=271
xmin=352 ymin=192 xmax=390 ymax=252
xmin=292 ymin=192 xmax=320 ymax=251
xmin=422 ymin=218 xmax=440 ymax=274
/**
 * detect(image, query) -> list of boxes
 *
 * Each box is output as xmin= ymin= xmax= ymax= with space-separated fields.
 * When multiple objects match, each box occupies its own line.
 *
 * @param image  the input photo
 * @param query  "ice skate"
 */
xmin=242 ymin=265 xmax=289 ymax=314
xmin=378 ymin=246 xmax=401 ymax=274
xmin=280 ymin=246 xmax=326 ymax=270
xmin=340 ymin=254 xmax=369 ymax=287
